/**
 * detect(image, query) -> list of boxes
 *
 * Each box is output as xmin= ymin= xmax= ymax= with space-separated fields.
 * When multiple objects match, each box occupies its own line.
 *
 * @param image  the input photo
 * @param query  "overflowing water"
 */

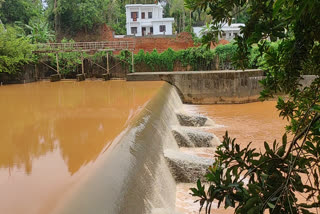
xmin=0 ymin=80 xmax=287 ymax=214
xmin=0 ymin=80 xmax=164 ymax=214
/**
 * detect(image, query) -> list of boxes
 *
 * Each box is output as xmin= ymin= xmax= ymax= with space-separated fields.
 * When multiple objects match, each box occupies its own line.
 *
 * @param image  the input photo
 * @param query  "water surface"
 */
xmin=195 ymin=101 xmax=288 ymax=150
xmin=0 ymin=80 xmax=164 ymax=214
xmin=176 ymin=101 xmax=288 ymax=214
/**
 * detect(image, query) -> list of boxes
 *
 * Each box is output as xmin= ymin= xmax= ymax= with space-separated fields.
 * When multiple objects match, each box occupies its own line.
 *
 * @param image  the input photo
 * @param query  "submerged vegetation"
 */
xmin=187 ymin=0 xmax=320 ymax=213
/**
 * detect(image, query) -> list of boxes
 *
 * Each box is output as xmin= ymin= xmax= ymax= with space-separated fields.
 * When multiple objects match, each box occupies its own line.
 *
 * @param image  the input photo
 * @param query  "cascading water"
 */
xmin=51 ymin=82 xmax=219 ymax=214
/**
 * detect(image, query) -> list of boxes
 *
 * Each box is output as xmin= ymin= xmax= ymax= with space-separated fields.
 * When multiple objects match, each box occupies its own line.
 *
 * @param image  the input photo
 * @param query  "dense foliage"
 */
xmin=45 ymin=0 xmax=108 ymax=34
xmin=130 ymin=44 xmax=255 ymax=72
xmin=0 ymin=0 xmax=42 ymax=24
xmin=133 ymin=47 xmax=216 ymax=71
xmin=0 ymin=27 xmax=34 ymax=73
xmin=16 ymin=18 xmax=55 ymax=43
xmin=127 ymin=44 xmax=265 ymax=72
xmin=187 ymin=0 xmax=320 ymax=213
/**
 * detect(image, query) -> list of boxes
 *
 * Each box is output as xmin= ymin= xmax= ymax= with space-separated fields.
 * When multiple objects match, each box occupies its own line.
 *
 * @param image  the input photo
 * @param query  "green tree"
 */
xmin=0 ymin=0 xmax=42 ymax=24
xmin=0 ymin=26 xmax=34 ymax=73
xmin=46 ymin=0 xmax=108 ymax=34
xmin=16 ymin=18 xmax=55 ymax=43
xmin=106 ymin=0 xmax=126 ymax=35
xmin=186 ymin=0 xmax=320 ymax=213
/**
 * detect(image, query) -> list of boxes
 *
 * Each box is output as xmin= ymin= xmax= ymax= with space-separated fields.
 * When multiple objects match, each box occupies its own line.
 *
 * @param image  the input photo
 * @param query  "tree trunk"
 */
xmin=182 ymin=12 xmax=185 ymax=31
xmin=189 ymin=11 xmax=191 ymax=28
xmin=54 ymin=0 xmax=60 ymax=35
xmin=179 ymin=14 xmax=181 ymax=32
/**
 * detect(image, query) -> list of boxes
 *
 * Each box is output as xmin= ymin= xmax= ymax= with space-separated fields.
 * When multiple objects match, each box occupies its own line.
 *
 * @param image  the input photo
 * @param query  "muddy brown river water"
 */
xmin=0 ymin=81 xmax=290 ymax=214
xmin=0 ymin=80 xmax=164 ymax=214
xmin=176 ymin=101 xmax=289 ymax=214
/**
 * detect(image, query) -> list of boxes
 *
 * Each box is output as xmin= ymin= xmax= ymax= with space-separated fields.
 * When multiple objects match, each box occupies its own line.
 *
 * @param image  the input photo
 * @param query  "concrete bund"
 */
xmin=127 ymin=69 xmax=265 ymax=104
xmin=50 ymin=82 xmax=220 ymax=214
xmin=51 ymin=83 xmax=182 ymax=214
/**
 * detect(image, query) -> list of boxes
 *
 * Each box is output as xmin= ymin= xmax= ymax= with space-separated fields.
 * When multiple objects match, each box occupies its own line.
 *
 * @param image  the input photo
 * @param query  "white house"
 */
xmin=125 ymin=4 xmax=174 ymax=36
xmin=193 ymin=23 xmax=245 ymax=41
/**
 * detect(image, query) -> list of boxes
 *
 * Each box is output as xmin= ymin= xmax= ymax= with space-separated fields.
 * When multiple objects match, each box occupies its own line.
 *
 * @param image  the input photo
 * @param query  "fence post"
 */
xmin=107 ymin=52 xmax=110 ymax=75
xmin=81 ymin=53 xmax=85 ymax=75
xmin=131 ymin=51 xmax=134 ymax=73
xmin=56 ymin=53 xmax=60 ymax=74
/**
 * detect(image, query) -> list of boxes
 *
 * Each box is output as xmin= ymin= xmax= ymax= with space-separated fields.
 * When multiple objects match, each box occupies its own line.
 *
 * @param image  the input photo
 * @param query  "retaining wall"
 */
xmin=127 ymin=69 xmax=265 ymax=104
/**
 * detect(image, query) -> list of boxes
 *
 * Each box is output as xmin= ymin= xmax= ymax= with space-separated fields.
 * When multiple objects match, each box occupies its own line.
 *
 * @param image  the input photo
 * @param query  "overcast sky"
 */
xmin=42 ymin=0 xmax=47 ymax=8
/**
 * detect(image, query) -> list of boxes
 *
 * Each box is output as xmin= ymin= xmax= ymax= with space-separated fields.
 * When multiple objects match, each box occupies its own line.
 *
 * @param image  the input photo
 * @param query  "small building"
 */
xmin=125 ymin=4 xmax=174 ymax=36
xmin=220 ymin=23 xmax=244 ymax=41
xmin=193 ymin=23 xmax=245 ymax=41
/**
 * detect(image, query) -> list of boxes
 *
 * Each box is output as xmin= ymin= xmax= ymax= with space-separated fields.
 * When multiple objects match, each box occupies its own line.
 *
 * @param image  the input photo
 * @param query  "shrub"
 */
xmin=0 ymin=26 xmax=34 ymax=73
xmin=130 ymin=46 xmax=217 ymax=72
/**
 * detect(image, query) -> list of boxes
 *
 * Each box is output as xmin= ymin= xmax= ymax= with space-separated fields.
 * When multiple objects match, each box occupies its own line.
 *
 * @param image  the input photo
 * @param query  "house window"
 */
xmin=131 ymin=27 xmax=137 ymax=35
xmin=160 ymin=25 xmax=166 ymax=33
xmin=131 ymin=12 xmax=138 ymax=21
xmin=150 ymin=27 xmax=153 ymax=35
xmin=233 ymin=33 xmax=238 ymax=37
xmin=148 ymin=12 xmax=152 ymax=19
xmin=141 ymin=12 xmax=145 ymax=19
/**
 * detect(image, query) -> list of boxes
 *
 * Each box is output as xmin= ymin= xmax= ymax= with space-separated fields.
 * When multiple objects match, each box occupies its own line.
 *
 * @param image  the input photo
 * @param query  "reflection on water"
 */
xmin=0 ymin=80 xmax=163 ymax=214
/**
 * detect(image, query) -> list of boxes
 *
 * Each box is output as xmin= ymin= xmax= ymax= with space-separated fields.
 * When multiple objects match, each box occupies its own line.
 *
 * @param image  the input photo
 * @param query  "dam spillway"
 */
xmin=0 ymin=80 xmax=287 ymax=214
xmin=0 ymin=80 xmax=165 ymax=214
xmin=50 ymin=81 xmax=219 ymax=214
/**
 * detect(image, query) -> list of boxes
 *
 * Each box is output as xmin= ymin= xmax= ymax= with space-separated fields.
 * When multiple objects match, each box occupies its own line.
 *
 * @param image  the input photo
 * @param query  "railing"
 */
xmin=33 ymin=41 xmax=135 ymax=53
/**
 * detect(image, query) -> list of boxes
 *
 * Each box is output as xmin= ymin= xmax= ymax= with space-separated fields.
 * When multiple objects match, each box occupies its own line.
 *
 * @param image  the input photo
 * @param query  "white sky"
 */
xmin=42 ymin=0 xmax=48 ymax=8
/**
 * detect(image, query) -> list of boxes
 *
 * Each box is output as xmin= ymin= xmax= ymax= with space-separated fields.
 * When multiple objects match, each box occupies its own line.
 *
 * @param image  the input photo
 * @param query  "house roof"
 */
xmin=125 ymin=4 xmax=162 ymax=8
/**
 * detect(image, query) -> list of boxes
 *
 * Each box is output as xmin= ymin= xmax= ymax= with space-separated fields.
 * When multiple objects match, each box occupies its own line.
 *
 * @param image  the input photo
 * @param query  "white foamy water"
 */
xmin=180 ymin=104 xmax=225 ymax=128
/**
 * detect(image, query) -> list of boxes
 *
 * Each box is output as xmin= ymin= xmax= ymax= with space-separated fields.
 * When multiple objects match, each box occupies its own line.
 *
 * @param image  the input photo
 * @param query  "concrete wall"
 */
xmin=300 ymin=75 xmax=318 ymax=87
xmin=127 ymin=70 xmax=319 ymax=104
xmin=0 ymin=64 xmax=43 ymax=84
xmin=127 ymin=69 xmax=265 ymax=104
